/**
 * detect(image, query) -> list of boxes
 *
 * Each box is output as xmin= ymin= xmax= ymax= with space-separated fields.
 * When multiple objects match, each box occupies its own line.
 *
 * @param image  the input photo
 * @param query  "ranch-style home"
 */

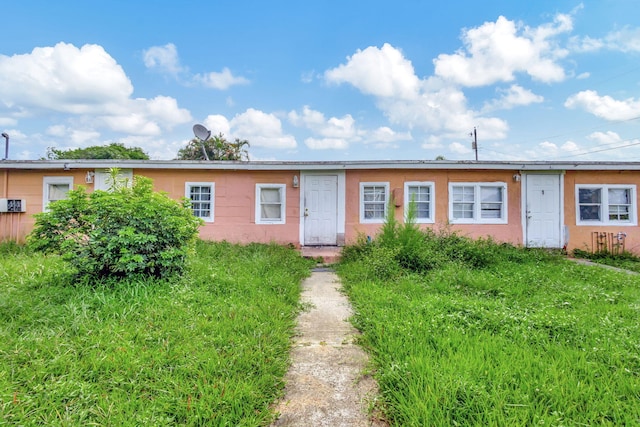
xmin=1 ymin=159 xmax=639 ymax=255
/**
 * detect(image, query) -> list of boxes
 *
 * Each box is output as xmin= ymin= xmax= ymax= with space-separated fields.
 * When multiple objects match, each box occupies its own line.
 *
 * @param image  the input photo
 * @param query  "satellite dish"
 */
xmin=193 ymin=124 xmax=211 ymax=141
xmin=192 ymin=124 xmax=211 ymax=161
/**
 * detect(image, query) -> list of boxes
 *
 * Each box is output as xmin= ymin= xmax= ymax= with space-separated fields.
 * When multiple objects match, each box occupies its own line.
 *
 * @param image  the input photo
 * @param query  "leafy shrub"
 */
xmin=28 ymin=171 xmax=202 ymax=279
xmin=341 ymin=197 xmax=556 ymax=277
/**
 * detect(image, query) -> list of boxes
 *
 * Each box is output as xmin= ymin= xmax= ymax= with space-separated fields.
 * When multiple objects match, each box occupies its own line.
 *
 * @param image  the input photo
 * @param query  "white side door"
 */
xmin=525 ymin=174 xmax=562 ymax=248
xmin=304 ymin=175 xmax=338 ymax=245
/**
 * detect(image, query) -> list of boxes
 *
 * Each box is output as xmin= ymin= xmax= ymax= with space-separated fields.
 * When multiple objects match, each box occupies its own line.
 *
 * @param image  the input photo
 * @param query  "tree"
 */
xmin=177 ymin=133 xmax=249 ymax=161
xmin=46 ymin=143 xmax=150 ymax=160
xmin=28 ymin=169 xmax=202 ymax=279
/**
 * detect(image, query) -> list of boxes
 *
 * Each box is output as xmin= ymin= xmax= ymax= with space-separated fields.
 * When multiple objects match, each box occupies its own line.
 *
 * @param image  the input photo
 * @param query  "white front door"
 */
xmin=525 ymin=174 xmax=562 ymax=248
xmin=304 ymin=175 xmax=338 ymax=245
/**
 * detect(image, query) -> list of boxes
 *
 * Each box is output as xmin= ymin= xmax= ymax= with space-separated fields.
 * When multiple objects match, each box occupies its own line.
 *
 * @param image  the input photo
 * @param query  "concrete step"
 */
xmin=300 ymin=246 xmax=342 ymax=264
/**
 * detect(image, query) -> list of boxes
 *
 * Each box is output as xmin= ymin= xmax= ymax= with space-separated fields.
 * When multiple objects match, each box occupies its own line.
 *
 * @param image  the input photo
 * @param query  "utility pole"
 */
xmin=471 ymin=127 xmax=478 ymax=161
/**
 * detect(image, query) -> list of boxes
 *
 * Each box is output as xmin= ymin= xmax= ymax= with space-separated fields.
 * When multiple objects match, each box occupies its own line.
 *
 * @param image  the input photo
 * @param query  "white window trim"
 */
xmin=448 ymin=182 xmax=508 ymax=224
xmin=42 ymin=176 xmax=74 ymax=211
xmin=360 ymin=182 xmax=389 ymax=224
xmin=255 ymin=184 xmax=286 ymax=225
xmin=185 ymin=182 xmax=215 ymax=223
xmin=404 ymin=181 xmax=435 ymax=224
xmin=575 ymin=184 xmax=637 ymax=226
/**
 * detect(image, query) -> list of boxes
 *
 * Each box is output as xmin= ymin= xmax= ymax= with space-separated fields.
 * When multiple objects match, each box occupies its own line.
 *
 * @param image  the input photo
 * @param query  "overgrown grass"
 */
xmin=573 ymin=248 xmax=640 ymax=273
xmin=338 ymin=228 xmax=640 ymax=425
xmin=0 ymin=240 xmax=312 ymax=426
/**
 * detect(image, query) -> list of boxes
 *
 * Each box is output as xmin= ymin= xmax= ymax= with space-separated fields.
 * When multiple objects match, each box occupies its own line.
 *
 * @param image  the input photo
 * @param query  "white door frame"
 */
xmin=299 ymin=170 xmax=345 ymax=246
xmin=521 ymin=172 xmax=565 ymax=248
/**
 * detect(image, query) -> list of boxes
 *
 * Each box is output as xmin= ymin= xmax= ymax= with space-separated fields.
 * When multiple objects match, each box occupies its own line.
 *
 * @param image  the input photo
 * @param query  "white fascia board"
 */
xmin=2 ymin=159 xmax=640 ymax=171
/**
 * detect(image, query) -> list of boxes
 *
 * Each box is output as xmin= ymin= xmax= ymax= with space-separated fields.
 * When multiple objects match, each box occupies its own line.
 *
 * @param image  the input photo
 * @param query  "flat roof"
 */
xmin=2 ymin=159 xmax=640 ymax=171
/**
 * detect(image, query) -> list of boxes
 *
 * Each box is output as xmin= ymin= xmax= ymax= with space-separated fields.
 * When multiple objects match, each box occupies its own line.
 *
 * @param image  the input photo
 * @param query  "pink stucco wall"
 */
xmin=344 ymin=169 xmax=523 ymax=246
xmin=139 ymin=169 xmax=301 ymax=246
xmin=3 ymin=166 xmax=640 ymax=255
xmin=564 ymin=170 xmax=640 ymax=254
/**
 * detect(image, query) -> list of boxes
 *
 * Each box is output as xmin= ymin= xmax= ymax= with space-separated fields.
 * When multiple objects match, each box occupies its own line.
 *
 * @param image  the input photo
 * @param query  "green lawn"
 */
xmin=0 ymin=241 xmax=312 ymax=426
xmin=338 ymin=237 xmax=640 ymax=426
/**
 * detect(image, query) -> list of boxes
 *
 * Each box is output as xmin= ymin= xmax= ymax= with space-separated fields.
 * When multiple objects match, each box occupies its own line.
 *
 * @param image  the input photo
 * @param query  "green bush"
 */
xmin=28 ymin=171 xmax=202 ymax=279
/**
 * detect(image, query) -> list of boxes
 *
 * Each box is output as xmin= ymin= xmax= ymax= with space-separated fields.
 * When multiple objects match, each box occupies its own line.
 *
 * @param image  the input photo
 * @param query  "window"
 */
xmin=576 ymin=185 xmax=636 ymax=225
xmin=185 ymin=182 xmax=214 ymax=222
xmin=360 ymin=182 xmax=389 ymax=223
xmin=256 ymin=184 xmax=286 ymax=224
xmin=404 ymin=182 xmax=434 ymax=223
xmin=449 ymin=182 xmax=507 ymax=224
xmin=43 ymin=176 xmax=73 ymax=211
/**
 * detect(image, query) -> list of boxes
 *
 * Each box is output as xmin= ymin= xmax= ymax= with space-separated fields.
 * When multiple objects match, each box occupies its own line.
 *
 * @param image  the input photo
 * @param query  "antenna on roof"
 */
xmin=193 ymin=124 xmax=211 ymax=161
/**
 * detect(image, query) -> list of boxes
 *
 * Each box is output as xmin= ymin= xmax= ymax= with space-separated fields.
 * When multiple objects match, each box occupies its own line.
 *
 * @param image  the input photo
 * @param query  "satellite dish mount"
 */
xmin=192 ymin=124 xmax=211 ymax=160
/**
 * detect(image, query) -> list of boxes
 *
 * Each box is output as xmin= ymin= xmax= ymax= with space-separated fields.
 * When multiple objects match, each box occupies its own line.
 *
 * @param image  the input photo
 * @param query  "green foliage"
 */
xmin=573 ymin=248 xmax=640 ymax=273
xmin=28 ymin=170 xmax=202 ymax=279
xmin=338 ymin=235 xmax=640 ymax=425
xmin=177 ymin=133 xmax=250 ymax=160
xmin=344 ymin=201 xmax=557 ymax=278
xmin=0 ymin=240 xmax=312 ymax=425
xmin=45 ymin=142 xmax=149 ymax=160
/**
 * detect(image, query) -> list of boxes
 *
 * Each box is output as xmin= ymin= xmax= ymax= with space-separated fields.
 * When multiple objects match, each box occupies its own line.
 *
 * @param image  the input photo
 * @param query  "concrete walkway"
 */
xmin=271 ymin=270 xmax=386 ymax=427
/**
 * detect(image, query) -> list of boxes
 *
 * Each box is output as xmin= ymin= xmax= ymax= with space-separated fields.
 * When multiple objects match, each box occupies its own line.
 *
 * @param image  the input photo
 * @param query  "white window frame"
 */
xmin=43 ymin=176 xmax=74 ymax=211
xmin=448 ymin=182 xmax=508 ymax=224
xmin=185 ymin=182 xmax=215 ymax=223
xmin=575 ymin=184 xmax=637 ymax=226
xmin=360 ymin=182 xmax=389 ymax=224
xmin=256 ymin=184 xmax=286 ymax=224
xmin=404 ymin=181 xmax=435 ymax=223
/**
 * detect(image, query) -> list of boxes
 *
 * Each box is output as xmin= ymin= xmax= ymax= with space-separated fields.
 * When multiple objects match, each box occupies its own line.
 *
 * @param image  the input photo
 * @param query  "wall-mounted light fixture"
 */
xmin=292 ymin=175 xmax=299 ymax=188
xmin=85 ymin=171 xmax=95 ymax=184
xmin=512 ymin=173 xmax=521 ymax=182
xmin=63 ymin=163 xmax=70 ymax=171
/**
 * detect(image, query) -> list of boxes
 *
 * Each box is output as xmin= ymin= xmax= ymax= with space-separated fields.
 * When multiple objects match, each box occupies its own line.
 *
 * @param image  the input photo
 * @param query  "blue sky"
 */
xmin=1 ymin=1 xmax=639 ymax=161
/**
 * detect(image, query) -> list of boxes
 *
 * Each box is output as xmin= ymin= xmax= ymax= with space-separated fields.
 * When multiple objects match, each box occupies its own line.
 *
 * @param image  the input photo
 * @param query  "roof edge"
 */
xmin=2 ymin=159 xmax=640 ymax=171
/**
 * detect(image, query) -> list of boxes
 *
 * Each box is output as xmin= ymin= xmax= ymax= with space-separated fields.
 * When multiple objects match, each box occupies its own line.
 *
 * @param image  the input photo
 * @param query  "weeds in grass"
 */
xmin=338 ymin=223 xmax=640 ymax=425
xmin=0 ymin=240 xmax=312 ymax=426
xmin=573 ymin=248 xmax=640 ymax=273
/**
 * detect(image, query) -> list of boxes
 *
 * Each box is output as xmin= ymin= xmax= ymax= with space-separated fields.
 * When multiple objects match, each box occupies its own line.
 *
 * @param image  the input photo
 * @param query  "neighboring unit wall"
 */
xmin=344 ymin=169 xmax=523 ymax=246
xmin=564 ymin=170 xmax=640 ymax=255
xmin=0 ymin=170 xmax=85 ymax=242
xmin=139 ymin=169 xmax=301 ymax=246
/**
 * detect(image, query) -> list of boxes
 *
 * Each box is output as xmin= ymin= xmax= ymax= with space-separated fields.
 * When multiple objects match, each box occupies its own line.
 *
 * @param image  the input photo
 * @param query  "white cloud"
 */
xmin=0 ymin=42 xmax=191 ymax=137
xmin=143 ymin=43 xmax=184 ymax=75
xmin=483 ymin=84 xmax=543 ymax=111
xmin=230 ymin=108 xmax=296 ymax=149
xmin=325 ymin=43 xmax=420 ymax=99
xmin=203 ymin=114 xmax=231 ymax=137
xmin=367 ymin=126 xmax=412 ymax=143
xmin=0 ymin=117 xmax=17 ymax=126
xmin=288 ymin=105 xmax=360 ymax=148
xmin=304 ymin=137 xmax=348 ymax=150
xmin=193 ymin=68 xmax=249 ymax=90
xmin=449 ymin=141 xmax=472 ymax=154
xmin=565 ymin=90 xmax=640 ymax=121
xmin=562 ymin=141 xmax=580 ymax=152
xmin=45 ymin=125 xmax=100 ymax=145
xmin=0 ymin=42 xmax=133 ymax=113
xmin=588 ymin=131 xmax=621 ymax=144
xmin=571 ymin=26 xmax=640 ymax=53
xmin=433 ymin=14 xmax=572 ymax=86
xmin=143 ymin=43 xmax=249 ymax=90
xmin=324 ymin=45 xmax=509 ymax=142
xmin=576 ymin=72 xmax=590 ymax=79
